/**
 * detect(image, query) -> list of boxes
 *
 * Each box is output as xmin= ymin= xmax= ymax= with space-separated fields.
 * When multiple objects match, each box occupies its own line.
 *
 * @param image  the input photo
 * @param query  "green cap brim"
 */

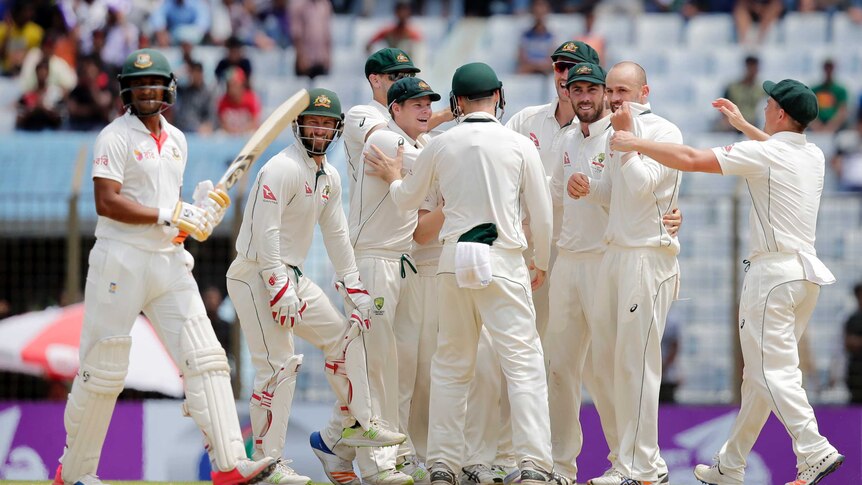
xmin=380 ymin=65 xmax=421 ymax=74
xmin=762 ymin=80 xmax=777 ymax=96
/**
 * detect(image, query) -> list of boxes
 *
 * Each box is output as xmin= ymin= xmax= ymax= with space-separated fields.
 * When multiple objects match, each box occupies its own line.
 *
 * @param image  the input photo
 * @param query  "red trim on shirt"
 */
xmin=150 ymin=130 xmax=168 ymax=154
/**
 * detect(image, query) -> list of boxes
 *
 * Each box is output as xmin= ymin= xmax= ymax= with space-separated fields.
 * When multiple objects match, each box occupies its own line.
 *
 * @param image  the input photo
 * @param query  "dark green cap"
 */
xmin=451 ymin=62 xmax=502 ymax=97
xmin=565 ymin=62 xmax=606 ymax=87
xmin=301 ymin=88 xmax=343 ymax=120
xmin=119 ymin=48 xmax=173 ymax=81
xmin=364 ymin=48 xmax=420 ymax=78
xmin=551 ymin=41 xmax=600 ymax=65
xmin=763 ymin=79 xmax=818 ymax=125
xmin=387 ymin=77 xmax=441 ymax=106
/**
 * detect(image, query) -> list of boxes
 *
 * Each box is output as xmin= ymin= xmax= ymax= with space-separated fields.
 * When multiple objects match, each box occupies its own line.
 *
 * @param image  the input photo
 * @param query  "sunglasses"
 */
xmin=386 ymin=71 xmax=416 ymax=81
xmin=552 ymin=61 xmax=577 ymax=74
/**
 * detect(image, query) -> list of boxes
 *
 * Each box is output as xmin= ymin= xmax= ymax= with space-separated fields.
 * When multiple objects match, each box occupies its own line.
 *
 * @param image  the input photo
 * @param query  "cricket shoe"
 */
xmin=693 ymin=457 xmax=742 ymax=485
xmin=491 ymin=464 xmax=517 ymax=482
xmin=310 ymin=431 xmax=360 ymax=485
xmin=657 ymin=471 xmax=669 ymax=484
xmin=461 ymin=464 xmax=503 ymax=485
xmin=398 ymin=456 xmax=431 ymax=485
xmin=261 ymin=459 xmax=312 ymax=485
xmin=430 ymin=462 xmax=458 ymax=485
xmin=363 ymin=468 xmax=416 ymax=485
xmin=785 ymin=451 xmax=844 ymax=485
xmin=212 ymin=456 xmax=277 ymax=485
xmin=509 ymin=461 xmax=554 ymax=485
xmin=52 ymin=466 xmax=111 ymax=485
xmin=587 ymin=468 xmax=624 ymax=485
xmin=551 ymin=473 xmax=573 ymax=485
xmin=340 ymin=419 xmax=406 ymax=447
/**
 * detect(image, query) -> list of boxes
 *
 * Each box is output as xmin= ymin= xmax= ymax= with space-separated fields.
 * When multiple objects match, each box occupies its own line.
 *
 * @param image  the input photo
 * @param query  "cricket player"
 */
xmin=365 ymin=62 xmax=555 ymax=485
xmin=226 ymin=88 xmax=406 ymax=485
xmin=53 ymin=48 xmax=276 ymax=485
xmin=609 ymin=80 xmax=844 ymax=485
xmin=568 ymin=62 xmax=681 ymax=485
xmin=343 ymin=48 xmax=452 ymax=195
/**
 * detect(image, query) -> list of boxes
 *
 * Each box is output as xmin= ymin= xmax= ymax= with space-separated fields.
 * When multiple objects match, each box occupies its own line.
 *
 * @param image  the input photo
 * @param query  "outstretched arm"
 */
xmin=712 ymin=98 xmax=768 ymax=141
xmin=610 ymin=131 xmax=722 ymax=174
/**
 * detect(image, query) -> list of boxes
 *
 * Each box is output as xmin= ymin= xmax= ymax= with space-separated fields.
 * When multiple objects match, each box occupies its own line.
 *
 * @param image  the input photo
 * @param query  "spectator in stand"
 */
xmin=258 ymin=0 xmax=291 ymax=48
xmin=59 ymin=0 xmax=109 ymax=56
xmin=215 ymin=35 xmax=252 ymax=84
xmin=100 ymin=2 xmax=139 ymax=73
xmin=218 ymin=0 xmax=276 ymax=49
xmin=217 ymin=66 xmax=260 ymax=134
xmin=0 ymin=1 xmax=45 ymax=76
xmin=811 ymin=59 xmax=849 ymax=134
xmin=289 ymin=0 xmax=331 ymax=79
xmin=733 ymin=0 xmax=783 ymax=44
xmin=844 ymin=283 xmax=862 ymax=403
xmin=175 ymin=60 xmax=216 ymax=134
xmin=66 ymin=55 xmax=114 ymax=130
xmin=149 ymin=0 xmax=211 ymax=47
xmin=365 ymin=0 xmax=422 ymax=58
xmin=831 ymin=113 xmax=862 ymax=192
xmin=16 ymin=58 xmax=63 ymax=131
xmin=516 ymin=0 xmax=555 ymax=75
xmin=19 ymin=34 xmax=78 ymax=96
xmin=715 ymin=55 xmax=764 ymax=132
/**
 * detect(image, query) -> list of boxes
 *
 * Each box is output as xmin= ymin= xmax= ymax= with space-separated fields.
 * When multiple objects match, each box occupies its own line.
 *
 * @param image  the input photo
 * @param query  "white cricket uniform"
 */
xmin=226 ymin=143 xmax=376 ymax=462
xmin=544 ymin=114 xmax=613 ymax=482
xmin=343 ymin=101 xmax=390 ymax=194
xmin=62 ymin=112 xmax=249 ymax=480
xmin=387 ymin=111 xmax=554 ymax=474
xmin=585 ymin=103 xmax=681 ymax=482
xmin=340 ymin=121 xmax=426 ymax=476
xmin=709 ymin=132 xmax=837 ymax=481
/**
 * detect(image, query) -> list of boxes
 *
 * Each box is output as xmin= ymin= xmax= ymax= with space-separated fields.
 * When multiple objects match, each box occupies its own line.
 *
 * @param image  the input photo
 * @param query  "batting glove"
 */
xmin=335 ymin=271 xmax=372 ymax=332
xmin=158 ymin=201 xmax=212 ymax=242
xmin=260 ymin=265 xmax=306 ymax=327
xmin=193 ymin=180 xmax=231 ymax=229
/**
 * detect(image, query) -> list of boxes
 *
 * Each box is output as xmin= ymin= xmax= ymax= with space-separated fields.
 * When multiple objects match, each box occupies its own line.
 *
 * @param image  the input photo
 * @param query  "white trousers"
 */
xmin=716 ymin=254 xmax=837 ymax=481
xmin=428 ymin=246 xmax=553 ymax=473
xmin=395 ymin=262 xmax=439 ymax=462
xmin=590 ymin=246 xmax=678 ymax=482
xmin=545 ymin=250 xmax=603 ymax=481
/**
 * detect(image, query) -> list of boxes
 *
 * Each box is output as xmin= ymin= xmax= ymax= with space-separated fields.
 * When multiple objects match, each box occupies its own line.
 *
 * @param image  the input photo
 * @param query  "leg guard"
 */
xmin=179 ymin=314 xmax=246 ymax=472
xmin=60 ymin=336 xmax=130 ymax=484
xmin=324 ymin=324 xmax=374 ymax=429
xmin=250 ymin=354 xmax=303 ymax=460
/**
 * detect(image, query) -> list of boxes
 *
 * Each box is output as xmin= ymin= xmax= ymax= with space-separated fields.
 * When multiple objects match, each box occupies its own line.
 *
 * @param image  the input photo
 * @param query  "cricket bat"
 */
xmin=174 ymin=89 xmax=310 ymax=243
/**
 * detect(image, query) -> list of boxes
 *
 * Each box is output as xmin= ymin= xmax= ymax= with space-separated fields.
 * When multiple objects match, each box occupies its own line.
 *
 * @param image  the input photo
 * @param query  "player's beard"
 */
xmin=301 ymin=133 xmax=333 ymax=155
xmin=133 ymin=98 xmax=166 ymax=117
xmin=576 ymin=101 xmax=601 ymax=124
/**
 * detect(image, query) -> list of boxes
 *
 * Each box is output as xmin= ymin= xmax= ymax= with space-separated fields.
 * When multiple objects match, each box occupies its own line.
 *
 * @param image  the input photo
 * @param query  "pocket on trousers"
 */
xmin=96 ymin=245 xmax=126 ymax=304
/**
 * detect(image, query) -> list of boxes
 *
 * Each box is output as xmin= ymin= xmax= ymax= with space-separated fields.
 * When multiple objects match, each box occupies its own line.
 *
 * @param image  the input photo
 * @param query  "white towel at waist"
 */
xmin=455 ymin=242 xmax=493 ymax=289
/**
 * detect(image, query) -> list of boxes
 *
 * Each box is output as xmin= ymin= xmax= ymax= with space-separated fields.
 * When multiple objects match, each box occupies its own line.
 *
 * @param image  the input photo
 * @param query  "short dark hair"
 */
xmin=744 ymin=55 xmax=759 ymax=65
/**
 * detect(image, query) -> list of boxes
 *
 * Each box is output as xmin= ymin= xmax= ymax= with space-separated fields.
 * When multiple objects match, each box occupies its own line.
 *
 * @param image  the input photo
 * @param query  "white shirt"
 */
xmin=92 ymin=112 xmax=187 ymax=252
xmin=349 ymin=120 xmax=426 ymax=254
xmin=387 ymin=111 xmax=553 ymax=271
xmin=343 ymin=100 xmax=390 ymax=193
xmin=235 ymin=143 xmax=358 ymax=278
xmin=713 ymin=131 xmax=824 ymax=258
xmin=587 ymin=103 xmax=682 ymax=254
xmin=550 ymin=114 xmax=611 ymax=254
xmin=411 ymin=180 xmax=443 ymax=265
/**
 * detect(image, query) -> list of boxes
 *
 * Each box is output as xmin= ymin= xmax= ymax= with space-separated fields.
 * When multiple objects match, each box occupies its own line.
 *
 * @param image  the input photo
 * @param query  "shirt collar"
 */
xmin=370 ymin=99 xmax=390 ymax=118
xmin=386 ymin=119 xmax=421 ymax=148
xmin=461 ymin=111 xmax=499 ymax=123
xmin=125 ymin=111 xmax=167 ymax=134
xmin=586 ymin=114 xmax=612 ymax=137
xmin=770 ymin=131 xmax=807 ymax=145
xmin=626 ymin=101 xmax=652 ymax=117
xmin=292 ymin=143 xmax=327 ymax=171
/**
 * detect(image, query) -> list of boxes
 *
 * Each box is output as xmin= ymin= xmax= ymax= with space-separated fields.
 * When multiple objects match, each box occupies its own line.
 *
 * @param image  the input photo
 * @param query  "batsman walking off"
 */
xmin=54 ymin=48 xmax=275 ymax=485
xmin=609 ymin=78 xmax=844 ymax=485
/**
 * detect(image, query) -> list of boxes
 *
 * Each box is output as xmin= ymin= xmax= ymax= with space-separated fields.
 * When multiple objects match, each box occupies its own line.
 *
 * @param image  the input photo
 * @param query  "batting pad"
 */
xmin=250 ymin=354 xmax=303 ymax=460
xmin=61 ymin=336 xmax=130 ymax=483
xmin=179 ymin=314 xmax=246 ymax=472
xmin=324 ymin=324 xmax=374 ymax=429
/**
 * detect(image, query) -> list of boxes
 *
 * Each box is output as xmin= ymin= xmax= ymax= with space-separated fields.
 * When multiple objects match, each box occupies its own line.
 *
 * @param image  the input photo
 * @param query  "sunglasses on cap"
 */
xmin=386 ymin=71 xmax=416 ymax=82
xmin=552 ymin=61 xmax=577 ymax=74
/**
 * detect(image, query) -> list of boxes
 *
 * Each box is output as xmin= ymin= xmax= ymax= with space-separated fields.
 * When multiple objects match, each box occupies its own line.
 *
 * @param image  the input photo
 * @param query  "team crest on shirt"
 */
xmin=314 ymin=94 xmax=332 ymax=108
xmin=321 ymin=184 xmax=331 ymax=203
xmin=563 ymin=151 xmax=571 ymax=166
xmin=108 ymin=282 xmax=118 ymax=294
xmin=529 ymin=132 xmax=540 ymax=148
xmin=561 ymin=42 xmax=578 ymax=53
xmin=262 ymin=184 xmax=277 ymax=203
xmin=171 ymin=146 xmax=181 ymax=160
xmin=304 ymin=181 xmax=313 ymax=196
xmin=724 ymin=144 xmax=734 ymax=152
xmin=590 ymin=152 xmax=606 ymax=175
xmin=373 ymin=297 xmax=385 ymax=315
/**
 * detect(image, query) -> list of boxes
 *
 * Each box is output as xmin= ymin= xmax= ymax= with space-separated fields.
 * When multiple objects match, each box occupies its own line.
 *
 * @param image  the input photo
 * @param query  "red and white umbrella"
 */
xmin=0 ymin=303 xmax=184 ymax=397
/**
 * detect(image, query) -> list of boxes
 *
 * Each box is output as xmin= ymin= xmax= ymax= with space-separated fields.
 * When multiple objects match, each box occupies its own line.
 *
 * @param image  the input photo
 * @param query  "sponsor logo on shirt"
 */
xmin=262 ymin=184 xmax=277 ymax=203
xmin=723 ymin=144 xmax=734 ymax=152
xmin=529 ymin=132 xmax=540 ymax=149
xmin=590 ymin=152 xmax=606 ymax=175
xmin=133 ymin=149 xmax=156 ymax=161
xmin=305 ymin=181 xmax=313 ymax=196
xmin=321 ymin=184 xmax=331 ymax=203
xmin=93 ymin=155 xmax=108 ymax=166
xmin=563 ymin=151 xmax=571 ymax=166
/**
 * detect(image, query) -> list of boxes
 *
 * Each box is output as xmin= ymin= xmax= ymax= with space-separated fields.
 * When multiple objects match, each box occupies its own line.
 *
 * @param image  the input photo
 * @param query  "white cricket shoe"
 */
xmin=430 ymin=462 xmax=458 ymax=485
xmin=509 ymin=460 xmax=554 ymax=485
xmin=261 ymin=459 xmax=312 ymax=485
xmin=587 ymin=467 xmax=625 ymax=485
xmin=398 ymin=456 xmax=431 ymax=485
xmin=363 ymin=468 xmax=415 ymax=485
xmin=212 ymin=456 xmax=278 ymax=485
xmin=340 ymin=419 xmax=407 ymax=447
xmin=784 ymin=451 xmax=844 ymax=485
xmin=310 ymin=431 xmax=360 ymax=485
xmin=52 ymin=466 xmax=110 ymax=485
xmin=693 ymin=458 xmax=743 ymax=485
xmin=491 ymin=464 xmax=517 ymax=482
xmin=461 ymin=464 xmax=503 ymax=485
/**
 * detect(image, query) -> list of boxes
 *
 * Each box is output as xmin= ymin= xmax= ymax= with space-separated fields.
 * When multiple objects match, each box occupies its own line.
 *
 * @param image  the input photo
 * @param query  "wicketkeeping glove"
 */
xmin=193 ymin=180 xmax=231 ymax=228
xmin=335 ymin=271 xmax=372 ymax=332
xmin=158 ymin=201 xmax=212 ymax=242
xmin=260 ymin=265 xmax=306 ymax=327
